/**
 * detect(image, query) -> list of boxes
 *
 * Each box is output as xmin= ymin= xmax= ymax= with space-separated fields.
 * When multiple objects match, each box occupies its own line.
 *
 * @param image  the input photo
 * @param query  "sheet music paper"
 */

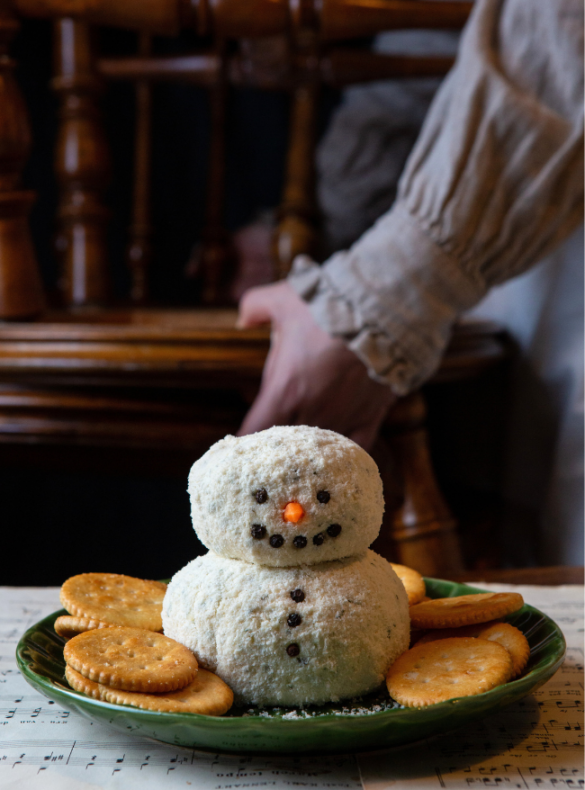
xmin=358 ymin=583 xmax=584 ymax=790
xmin=0 ymin=584 xmax=582 ymax=790
xmin=0 ymin=587 xmax=361 ymax=790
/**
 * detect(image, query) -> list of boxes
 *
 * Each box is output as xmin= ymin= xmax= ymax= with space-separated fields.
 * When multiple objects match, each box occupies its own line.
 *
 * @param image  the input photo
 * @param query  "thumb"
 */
xmin=237 ymin=285 xmax=278 ymax=328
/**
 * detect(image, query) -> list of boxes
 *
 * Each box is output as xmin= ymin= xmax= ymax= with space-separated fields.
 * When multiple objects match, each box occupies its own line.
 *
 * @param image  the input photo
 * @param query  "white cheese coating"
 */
xmin=162 ymin=549 xmax=409 ymax=707
xmin=187 ymin=426 xmax=384 ymax=566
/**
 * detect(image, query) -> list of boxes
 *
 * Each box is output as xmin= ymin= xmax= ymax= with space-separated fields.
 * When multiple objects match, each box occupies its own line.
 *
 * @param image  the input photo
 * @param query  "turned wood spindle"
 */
xmin=127 ymin=31 xmax=152 ymax=304
xmin=380 ymin=392 xmax=464 ymax=577
xmin=273 ymin=81 xmax=320 ymax=278
xmin=199 ymin=40 xmax=230 ymax=305
xmin=0 ymin=9 xmax=44 ymax=319
xmin=52 ymin=18 xmax=110 ymax=307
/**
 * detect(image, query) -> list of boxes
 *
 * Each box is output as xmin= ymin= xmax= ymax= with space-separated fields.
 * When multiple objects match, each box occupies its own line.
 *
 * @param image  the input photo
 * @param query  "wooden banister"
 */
xmin=13 ymin=0 xmax=472 ymax=38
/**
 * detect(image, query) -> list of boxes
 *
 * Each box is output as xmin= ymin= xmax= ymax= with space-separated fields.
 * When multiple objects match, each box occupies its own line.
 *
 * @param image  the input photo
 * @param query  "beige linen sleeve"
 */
xmin=288 ymin=0 xmax=584 ymax=396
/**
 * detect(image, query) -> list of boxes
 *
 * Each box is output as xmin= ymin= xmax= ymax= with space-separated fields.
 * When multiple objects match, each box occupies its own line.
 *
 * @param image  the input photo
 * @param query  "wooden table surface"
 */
xmin=451 ymin=565 xmax=584 ymax=586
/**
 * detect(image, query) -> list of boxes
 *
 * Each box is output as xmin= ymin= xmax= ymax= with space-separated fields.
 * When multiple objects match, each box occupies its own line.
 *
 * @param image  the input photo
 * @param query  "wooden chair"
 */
xmin=0 ymin=0 xmax=508 ymax=577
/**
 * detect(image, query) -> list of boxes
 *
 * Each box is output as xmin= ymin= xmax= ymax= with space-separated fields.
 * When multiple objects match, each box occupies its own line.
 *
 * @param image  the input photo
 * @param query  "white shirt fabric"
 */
xmin=469 ymin=227 xmax=584 ymax=565
xmin=289 ymin=0 xmax=583 ymax=396
xmin=288 ymin=0 xmax=584 ymax=564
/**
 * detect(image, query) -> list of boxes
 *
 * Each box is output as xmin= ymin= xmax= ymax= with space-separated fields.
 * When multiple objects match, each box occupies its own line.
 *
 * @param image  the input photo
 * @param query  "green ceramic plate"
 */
xmin=16 ymin=579 xmax=565 ymax=755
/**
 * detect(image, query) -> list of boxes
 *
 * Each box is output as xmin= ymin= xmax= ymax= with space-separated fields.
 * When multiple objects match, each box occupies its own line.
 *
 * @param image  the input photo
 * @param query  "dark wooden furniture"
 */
xmin=0 ymin=0 xmax=512 ymax=579
xmin=452 ymin=566 xmax=585 ymax=587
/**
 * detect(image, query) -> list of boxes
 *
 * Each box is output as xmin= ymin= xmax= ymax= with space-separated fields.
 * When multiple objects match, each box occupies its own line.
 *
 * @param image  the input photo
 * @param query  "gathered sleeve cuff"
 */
xmin=289 ymin=204 xmax=486 ymax=395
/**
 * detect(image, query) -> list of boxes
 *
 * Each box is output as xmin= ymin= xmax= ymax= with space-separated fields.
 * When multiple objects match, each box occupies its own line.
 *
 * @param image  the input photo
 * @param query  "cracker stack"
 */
xmin=387 ymin=589 xmax=529 ymax=707
xmin=58 ymin=573 xmax=233 ymax=715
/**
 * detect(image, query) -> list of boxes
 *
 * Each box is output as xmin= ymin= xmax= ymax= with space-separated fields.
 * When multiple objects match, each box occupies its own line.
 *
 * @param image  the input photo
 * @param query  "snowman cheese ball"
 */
xmin=162 ymin=426 xmax=409 ymax=707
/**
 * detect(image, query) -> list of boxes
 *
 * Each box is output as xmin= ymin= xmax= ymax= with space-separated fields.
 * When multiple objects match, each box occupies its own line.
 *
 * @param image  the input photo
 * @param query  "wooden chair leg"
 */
xmin=52 ymin=18 xmax=110 ymax=307
xmin=378 ymin=392 xmax=464 ymax=577
xmin=0 ymin=10 xmax=44 ymax=319
xmin=273 ymin=82 xmax=319 ymax=278
xmin=127 ymin=32 xmax=152 ymax=305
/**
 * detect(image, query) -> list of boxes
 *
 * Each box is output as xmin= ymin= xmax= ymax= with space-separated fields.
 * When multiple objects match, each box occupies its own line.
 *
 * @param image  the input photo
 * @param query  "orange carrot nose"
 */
xmin=283 ymin=502 xmax=305 ymax=523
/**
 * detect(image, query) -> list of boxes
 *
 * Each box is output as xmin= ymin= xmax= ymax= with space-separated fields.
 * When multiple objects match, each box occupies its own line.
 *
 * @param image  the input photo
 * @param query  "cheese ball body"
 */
xmin=162 ymin=549 xmax=410 ymax=707
xmin=188 ymin=426 xmax=384 ymax=567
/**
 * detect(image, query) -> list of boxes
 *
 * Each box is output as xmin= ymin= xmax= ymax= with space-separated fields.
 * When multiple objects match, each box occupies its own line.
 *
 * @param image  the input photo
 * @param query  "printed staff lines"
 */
xmin=0 ymin=739 xmax=156 ymax=749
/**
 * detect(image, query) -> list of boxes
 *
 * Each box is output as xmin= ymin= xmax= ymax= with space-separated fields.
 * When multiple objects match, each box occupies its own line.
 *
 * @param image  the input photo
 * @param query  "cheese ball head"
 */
xmin=188 ymin=426 xmax=385 ymax=566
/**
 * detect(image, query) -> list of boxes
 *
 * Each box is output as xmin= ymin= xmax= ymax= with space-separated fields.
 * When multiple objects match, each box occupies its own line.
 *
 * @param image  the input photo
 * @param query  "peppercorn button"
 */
xmin=327 ymin=524 xmax=342 ymax=537
xmin=269 ymin=534 xmax=284 ymax=548
xmin=251 ymin=524 xmax=266 ymax=539
xmin=313 ymin=533 xmax=325 ymax=546
xmin=317 ymin=490 xmax=330 ymax=504
xmin=293 ymin=536 xmax=307 ymax=549
xmin=290 ymin=589 xmax=305 ymax=603
xmin=287 ymin=613 xmax=302 ymax=627
xmin=255 ymin=488 xmax=268 ymax=504
xmin=286 ymin=643 xmax=300 ymax=657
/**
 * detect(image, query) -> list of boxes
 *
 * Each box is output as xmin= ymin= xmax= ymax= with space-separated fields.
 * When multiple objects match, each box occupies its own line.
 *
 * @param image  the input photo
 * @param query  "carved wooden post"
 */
xmin=273 ymin=80 xmax=320 ymax=278
xmin=126 ymin=31 xmax=152 ymax=304
xmin=199 ymin=40 xmax=230 ymax=305
xmin=0 ymin=8 xmax=44 ymax=319
xmin=379 ymin=392 xmax=464 ymax=577
xmin=52 ymin=18 xmax=110 ymax=306
xmin=273 ymin=18 xmax=320 ymax=279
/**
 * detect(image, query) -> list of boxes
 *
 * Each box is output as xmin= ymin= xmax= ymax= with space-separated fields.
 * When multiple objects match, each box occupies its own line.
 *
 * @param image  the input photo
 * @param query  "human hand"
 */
xmin=237 ymin=280 xmax=396 ymax=450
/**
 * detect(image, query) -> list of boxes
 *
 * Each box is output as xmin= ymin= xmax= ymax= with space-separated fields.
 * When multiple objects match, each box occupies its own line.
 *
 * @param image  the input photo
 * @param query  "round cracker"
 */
xmin=60 ymin=574 xmax=167 ymax=631
xmin=64 ymin=627 xmax=198 ymax=692
xmin=415 ymin=621 xmax=530 ymax=678
xmin=390 ymin=563 xmax=426 ymax=606
xmin=409 ymin=592 xmax=524 ymax=630
xmin=54 ymin=615 xmax=118 ymax=639
xmin=65 ymin=665 xmax=233 ymax=716
xmin=386 ymin=637 xmax=513 ymax=707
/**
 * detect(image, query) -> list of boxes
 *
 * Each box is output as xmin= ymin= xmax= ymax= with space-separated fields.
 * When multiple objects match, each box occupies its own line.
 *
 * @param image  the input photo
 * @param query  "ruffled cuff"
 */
xmin=288 ymin=203 xmax=487 ymax=396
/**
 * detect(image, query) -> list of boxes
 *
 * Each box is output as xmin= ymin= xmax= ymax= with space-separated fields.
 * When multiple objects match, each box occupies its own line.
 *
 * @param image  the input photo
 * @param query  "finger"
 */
xmin=237 ymin=285 xmax=277 ymax=328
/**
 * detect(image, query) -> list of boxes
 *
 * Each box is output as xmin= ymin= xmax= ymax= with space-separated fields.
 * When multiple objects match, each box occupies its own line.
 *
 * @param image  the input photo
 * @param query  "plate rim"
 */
xmin=15 ymin=578 xmax=567 ymax=729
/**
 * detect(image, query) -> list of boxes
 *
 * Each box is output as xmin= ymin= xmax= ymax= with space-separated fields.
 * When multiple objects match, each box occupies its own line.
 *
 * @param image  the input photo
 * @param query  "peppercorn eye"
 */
xmin=254 ymin=488 xmax=268 ymax=504
xmin=316 ymin=490 xmax=330 ymax=504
